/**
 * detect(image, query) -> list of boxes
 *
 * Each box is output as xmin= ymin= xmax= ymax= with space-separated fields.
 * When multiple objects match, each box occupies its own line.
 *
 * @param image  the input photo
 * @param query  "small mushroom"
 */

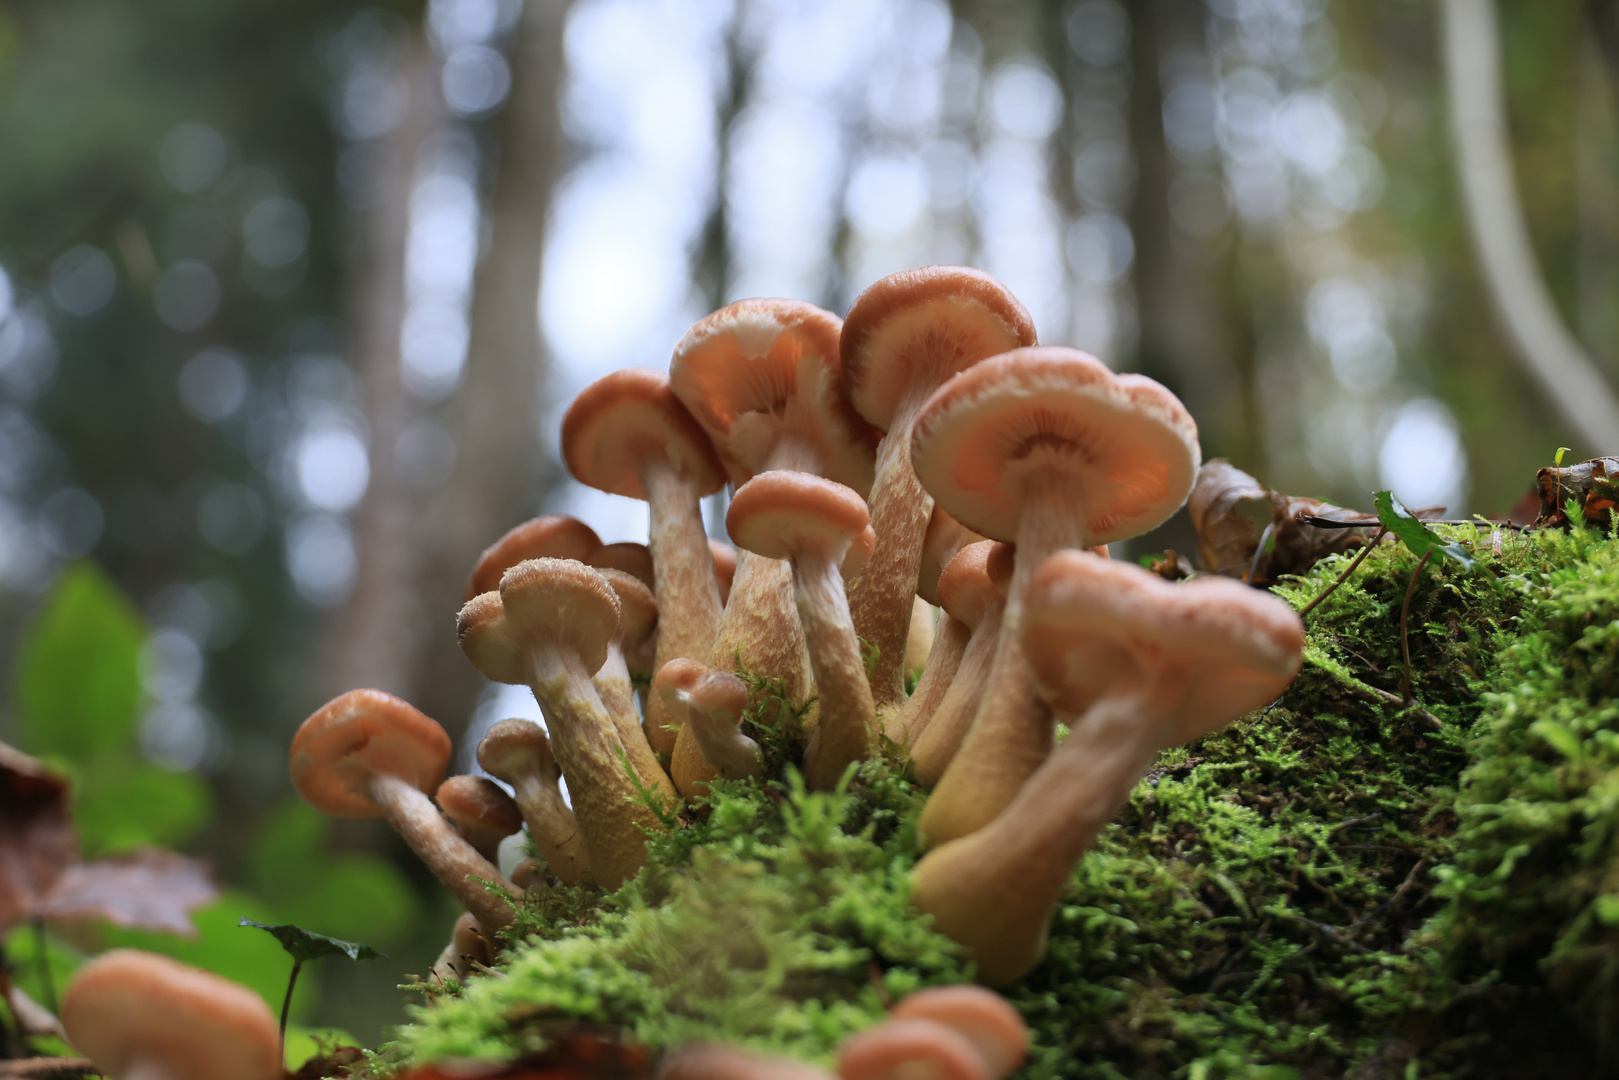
xmin=429 ymin=912 xmax=493 ymax=987
xmin=458 ymin=558 xmax=662 ymax=889
xmin=477 ymin=719 xmax=592 ymax=886
xmin=726 ymin=471 xmax=878 ymax=789
xmin=836 ymin=1017 xmax=989 ymax=1080
xmin=657 ymin=657 xmax=759 ymax=787
xmin=61 ymin=949 xmax=281 ymax=1080
xmin=464 ymin=515 xmax=602 ymax=601
xmin=587 ymin=540 xmax=655 ymax=588
xmin=889 ymin=986 xmax=1027 ymax=1080
xmin=592 ymin=568 xmax=678 ymax=802
xmin=913 ymin=347 xmax=1199 ymax=847
xmin=909 ymin=552 xmax=1302 ymax=986
xmin=840 ymin=267 xmax=1036 ymax=712
xmin=563 ymin=368 xmax=727 ymax=758
xmin=435 ymin=775 xmax=523 ymax=865
xmin=291 ymin=689 xmax=517 ymax=930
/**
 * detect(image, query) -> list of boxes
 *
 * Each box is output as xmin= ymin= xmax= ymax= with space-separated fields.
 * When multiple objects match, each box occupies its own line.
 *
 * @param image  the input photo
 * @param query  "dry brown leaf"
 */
xmin=38 ymin=848 xmax=216 ymax=937
xmin=1188 ymin=459 xmax=1271 ymax=576
xmin=1534 ymin=456 xmax=1619 ymax=527
xmin=0 ymin=742 xmax=76 ymax=937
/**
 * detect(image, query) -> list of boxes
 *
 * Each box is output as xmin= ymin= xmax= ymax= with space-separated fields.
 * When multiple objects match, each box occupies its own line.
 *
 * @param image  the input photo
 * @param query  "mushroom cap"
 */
xmin=1021 ymin=550 xmax=1305 ymax=745
xmin=889 ymin=986 xmax=1028 ymax=1080
xmin=911 ymin=347 xmax=1200 ymax=547
xmin=499 ymin=558 xmax=622 ymax=677
xmin=840 ymin=266 xmax=1037 ymax=431
xmin=709 ymin=539 xmax=738 ymax=603
xmin=918 ymin=506 xmax=986 ymax=606
xmin=596 ymin=567 xmax=658 ymax=651
xmin=588 ymin=541 xmax=655 ymax=590
xmin=465 ymin=516 xmax=602 ymax=602
xmin=61 ymin=949 xmax=281 ymax=1080
xmin=844 ymin=523 xmax=877 ymax=579
xmin=837 ymin=1017 xmax=990 ymax=1080
xmin=670 ymin=298 xmax=879 ymax=492
xmin=726 ymin=471 xmax=871 ymax=566
xmin=654 ymin=657 xmax=747 ymax=714
xmin=477 ymin=718 xmax=560 ymax=788
xmin=457 ymin=591 xmax=528 ymax=686
xmin=935 ymin=542 xmax=1005 ymax=630
xmin=290 ymin=689 xmax=451 ymax=819
xmin=435 ymin=774 xmax=524 ymax=838
xmin=562 ymin=367 xmax=726 ymax=499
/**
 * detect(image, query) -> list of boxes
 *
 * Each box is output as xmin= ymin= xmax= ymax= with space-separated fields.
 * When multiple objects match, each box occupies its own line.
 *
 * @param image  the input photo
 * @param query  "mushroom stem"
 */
xmin=641 ymin=460 xmax=724 ymax=756
xmin=887 ymin=612 xmax=968 ymax=746
xmin=366 ymin=772 xmax=516 ymax=930
xmin=477 ymin=721 xmax=592 ymax=886
xmin=911 ymin=604 xmax=1002 ymax=788
xmin=795 ymin=550 xmax=877 ymax=789
xmin=909 ymin=676 xmax=1185 ymax=986
xmin=846 ymin=408 xmax=933 ymax=710
xmin=596 ymin=625 xmax=679 ymax=803
xmin=917 ymin=478 xmax=1083 ymax=845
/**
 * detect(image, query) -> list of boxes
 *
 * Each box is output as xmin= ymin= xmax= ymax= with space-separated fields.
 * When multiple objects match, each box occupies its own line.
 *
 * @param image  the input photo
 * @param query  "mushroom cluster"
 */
xmin=282 ymin=264 xmax=1305 ymax=997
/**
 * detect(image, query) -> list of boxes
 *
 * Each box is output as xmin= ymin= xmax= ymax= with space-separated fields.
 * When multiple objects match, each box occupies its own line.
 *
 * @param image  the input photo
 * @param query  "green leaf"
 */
xmin=13 ymin=563 xmax=146 ymax=762
xmin=1372 ymin=491 xmax=1475 ymax=570
xmin=238 ymin=918 xmax=385 ymax=964
xmin=1555 ymin=446 xmax=1573 ymax=467
xmin=74 ymin=764 xmax=213 ymax=856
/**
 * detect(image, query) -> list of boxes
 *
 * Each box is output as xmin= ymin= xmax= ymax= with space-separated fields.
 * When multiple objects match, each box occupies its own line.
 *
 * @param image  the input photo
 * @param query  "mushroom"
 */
xmin=909 ymin=551 xmax=1303 ymax=986
xmin=888 ymin=986 xmax=1027 ymax=1080
xmin=904 ymin=597 xmax=937 ymax=686
xmin=726 ymin=471 xmax=878 ymax=789
xmin=477 ymin=719 xmax=592 ymax=886
xmin=458 ymin=558 xmax=663 ymax=889
xmin=592 ymin=568 xmax=678 ymax=802
xmin=836 ymin=1017 xmax=989 ymax=1080
xmin=670 ymin=299 xmax=879 ymax=740
xmin=839 ymin=267 xmax=1036 ymax=712
xmin=657 ymin=657 xmax=759 ymax=787
xmin=587 ymin=540 xmax=655 ymax=589
xmin=912 ymin=347 xmax=1199 ymax=847
xmin=434 ymin=774 xmax=524 ymax=865
xmin=290 ymin=689 xmax=517 ymax=930
xmin=563 ymin=368 xmax=727 ymax=758
xmin=61 ymin=949 xmax=281 ymax=1080
xmin=429 ymin=912 xmax=494 ymax=987
xmin=464 ymin=515 xmax=602 ymax=601
xmin=709 ymin=538 xmax=738 ymax=604
xmin=905 ymin=542 xmax=1009 ymax=786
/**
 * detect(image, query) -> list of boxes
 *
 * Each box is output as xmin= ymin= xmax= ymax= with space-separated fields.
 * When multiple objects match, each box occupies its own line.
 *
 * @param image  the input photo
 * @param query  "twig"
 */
xmin=30 ymin=921 xmax=53 ymax=1016
xmin=1245 ymin=521 xmax=1275 ymax=584
xmin=1399 ymin=550 xmax=1432 ymax=701
xmin=1343 ymin=680 xmax=1444 ymax=731
xmin=0 ymin=1060 xmax=97 ymax=1079
xmin=1298 ymin=528 xmax=1387 ymax=617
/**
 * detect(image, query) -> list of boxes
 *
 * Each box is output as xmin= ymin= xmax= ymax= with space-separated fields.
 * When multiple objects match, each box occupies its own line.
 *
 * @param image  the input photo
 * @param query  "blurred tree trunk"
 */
xmin=411 ymin=0 xmax=573 ymax=736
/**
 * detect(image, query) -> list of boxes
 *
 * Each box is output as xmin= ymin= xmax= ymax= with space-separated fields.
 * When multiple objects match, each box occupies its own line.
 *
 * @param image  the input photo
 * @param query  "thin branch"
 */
xmin=1443 ymin=0 xmax=1619 ymax=451
xmin=1399 ymin=550 xmax=1432 ymax=702
xmin=1298 ymin=529 xmax=1386 ymax=617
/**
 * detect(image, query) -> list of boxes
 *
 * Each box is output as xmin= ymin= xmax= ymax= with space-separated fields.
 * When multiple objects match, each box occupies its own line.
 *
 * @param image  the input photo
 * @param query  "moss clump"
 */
xmin=385 ymin=525 xmax=1619 ymax=1078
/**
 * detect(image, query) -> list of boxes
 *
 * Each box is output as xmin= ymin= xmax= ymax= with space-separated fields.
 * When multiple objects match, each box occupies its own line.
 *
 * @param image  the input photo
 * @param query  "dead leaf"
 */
xmin=0 ymin=742 xmax=76 ymax=937
xmin=1534 ymin=456 xmax=1619 ymax=527
xmin=1188 ymin=460 xmax=1270 ymax=576
xmin=38 ymin=848 xmax=216 ymax=936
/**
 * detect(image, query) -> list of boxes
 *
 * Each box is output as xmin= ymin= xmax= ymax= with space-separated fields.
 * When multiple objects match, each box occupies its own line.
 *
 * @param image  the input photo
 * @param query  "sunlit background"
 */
xmin=0 ymin=0 xmax=1608 ymax=1044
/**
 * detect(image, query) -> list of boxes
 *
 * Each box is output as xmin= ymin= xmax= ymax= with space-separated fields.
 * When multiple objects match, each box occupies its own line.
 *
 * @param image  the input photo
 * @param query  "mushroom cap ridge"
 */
xmin=911 ymin=346 xmax=1200 ymax=547
xmin=1021 ymin=550 xmax=1304 ymax=744
xmin=62 ymin=949 xmax=281 ymax=1080
xmin=671 ymin=297 xmax=878 ymax=492
xmin=291 ymin=689 xmax=451 ymax=819
xmin=840 ymin=266 xmax=1037 ymax=431
xmin=562 ymin=367 xmax=726 ymax=500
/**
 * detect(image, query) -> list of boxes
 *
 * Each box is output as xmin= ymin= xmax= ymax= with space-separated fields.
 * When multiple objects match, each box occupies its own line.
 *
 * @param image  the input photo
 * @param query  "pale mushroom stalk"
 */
xmin=593 ymin=569 xmax=677 ymax=802
xmin=910 ymin=604 xmax=1002 ymax=787
xmin=909 ymin=677 xmax=1187 ymax=987
xmin=886 ymin=611 xmax=968 ymax=747
xmin=478 ymin=720 xmax=592 ymax=886
xmin=367 ymin=773 xmax=517 ymax=931
xmin=658 ymin=658 xmax=759 ymax=784
xmin=642 ymin=459 xmax=726 ymax=729
xmin=904 ymin=596 xmax=937 ymax=683
xmin=793 ymin=543 xmax=877 ymax=788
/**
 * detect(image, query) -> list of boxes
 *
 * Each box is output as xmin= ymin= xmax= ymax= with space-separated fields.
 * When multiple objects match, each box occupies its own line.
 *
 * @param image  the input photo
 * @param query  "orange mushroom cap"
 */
xmin=935 ymin=542 xmax=1006 ymax=631
xmin=671 ymin=298 xmax=879 ymax=492
xmin=1021 ymin=550 xmax=1304 ymax=745
xmin=290 ymin=689 xmax=451 ymax=820
xmin=918 ymin=506 xmax=987 ymax=607
xmin=436 ymin=774 xmax=523 ymax=847
xmin=588 ymin=541 xmax=655 ymax=590
xmin=840 ymin=266 xmax=1037 ymax=431
xmin=726 ymin=471 xmax=871 ymax=569
xmin=61 ymin=949 xmax=281 ymax=1080
xmin=596 ymin=567 xmax=658 ymax=652
xmin=889 ymin=985 xmax=1028 ymax=1080
xmin=562 ymin=367 xmax=726 ymax=499
xmin=498 ymin=558 xmax=622 ymax=677
xmin=465 ymin=516 xmax=602 ymax=602
xmin=837 ymin=1017 xmax=990 ymax=1080
xmin=911 ymin=347 xmax=1200 ymax=547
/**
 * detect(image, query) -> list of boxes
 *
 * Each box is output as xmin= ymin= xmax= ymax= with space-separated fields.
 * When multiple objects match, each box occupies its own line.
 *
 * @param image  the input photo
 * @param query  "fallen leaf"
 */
xmin=38 ymin=848 xmax=216 ymax=936
xmin=0 ymin=742 xmax=76 ymax=936
xmin=1533 ymin=456 xmax=1619 ymax=527
xmin=1188 ymin=459 xmax=1270 ymax=576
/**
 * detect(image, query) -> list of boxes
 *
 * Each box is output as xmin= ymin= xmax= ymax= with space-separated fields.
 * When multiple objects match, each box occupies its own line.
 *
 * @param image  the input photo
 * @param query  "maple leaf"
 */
xmin=0 ymin=742 xmax=76 ymax=937
xmin=38 ymin=848 xmax=217 ymax=936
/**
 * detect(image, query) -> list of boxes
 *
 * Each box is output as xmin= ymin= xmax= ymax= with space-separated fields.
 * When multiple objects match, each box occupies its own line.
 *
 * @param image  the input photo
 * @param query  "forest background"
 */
xmin=0 ymin=0 xmax=1611 ymax=1051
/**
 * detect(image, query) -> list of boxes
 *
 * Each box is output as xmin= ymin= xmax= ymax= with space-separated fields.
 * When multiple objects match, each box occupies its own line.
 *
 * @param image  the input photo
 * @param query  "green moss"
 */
xmin=385 ymin=525 xmax=1619 ymax=1077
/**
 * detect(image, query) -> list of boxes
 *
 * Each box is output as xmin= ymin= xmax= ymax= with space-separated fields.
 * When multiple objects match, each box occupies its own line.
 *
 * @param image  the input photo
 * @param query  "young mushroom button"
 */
xmin=61 ymin=949 xmax=281 ymax=1080
xmin=477 ymin=718 xmax=592 ymax=886
xmin=656 ymin=657 xmax=759 ymax=788
xmin=839 ymin=266 xmax=1036 ymax=713
xmin=290 ymin=689 xmax=517 ymax=930
xmin=727 ymin=471 xmax=878 ymax=790
xmin=912 ymin=346 xmax=1199 ymax=847
xmin=563 ymin=368 xmax=726 ymax=758
xmin=435 ymin=774 xmax=523 ymax=865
